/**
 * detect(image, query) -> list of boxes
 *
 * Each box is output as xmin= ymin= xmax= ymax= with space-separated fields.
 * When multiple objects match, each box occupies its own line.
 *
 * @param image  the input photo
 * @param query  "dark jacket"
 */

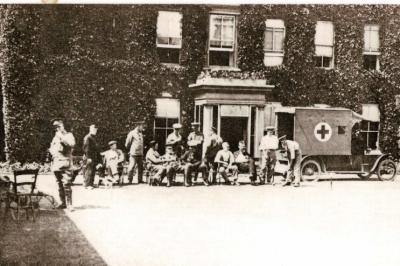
xmin=83 ymin=133 xmax=99 ymax=162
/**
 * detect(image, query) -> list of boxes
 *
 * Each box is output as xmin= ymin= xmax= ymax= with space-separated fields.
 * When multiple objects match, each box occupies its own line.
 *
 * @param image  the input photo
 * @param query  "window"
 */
xmin=154 ymin=98 xmax=180 ymax=152
xmin=314 ymin=21 xmax=334 ymax=69
xmin=264 ymin=19 xmax=285 ymax=66
xmin=360 ymin=121 xmax=379 ymax=149
xmin=363 ymin=24 xmax=380 ymax=70
xmin=156 ymin=11 xmax=182 ymax=64
xmin=209 ymin=14 xmax=236 ymax=67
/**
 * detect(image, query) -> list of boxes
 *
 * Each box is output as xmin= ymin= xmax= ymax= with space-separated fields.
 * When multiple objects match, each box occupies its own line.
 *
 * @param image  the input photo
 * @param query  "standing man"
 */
xmin=281 ymin=137 xmax=302 ymax=187
xmin=125 ymin=121 xmax=146 ymax=184
xmin=83 ymin=124 xmax=99 ymax=189
xmin=49 ymin=120 xmax=76 ymax=211
xmin=258 ymin=126 xmax=279 ymax=185
xmin=203 ymin=126 xmax=223 ymax=184
xmin=166 ymin=123 xmax=183 ymax=157
xmin=187 ymin=122 xmax=204 ymax=182
xmin=233 ymin=140 xmax=257 ymax=186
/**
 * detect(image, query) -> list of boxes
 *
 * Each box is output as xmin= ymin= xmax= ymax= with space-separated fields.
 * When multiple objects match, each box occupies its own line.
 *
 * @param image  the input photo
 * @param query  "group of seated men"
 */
xmin=144 ymin=122 xmax=260 ymax=187
xmin=99 ymin=121 xmax=302 ymax=188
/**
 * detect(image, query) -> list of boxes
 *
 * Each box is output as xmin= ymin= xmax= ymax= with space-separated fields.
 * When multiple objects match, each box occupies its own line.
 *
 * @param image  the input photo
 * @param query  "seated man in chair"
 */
xmin=181 ymin=140 xmax=209 ymax=187
xmin=214 ymin=142 xmax=239 ymax=185
xmin=233 ymin=140 xmax=257 ymax=186
xmin=101 ymin=140 xmax=125 ymax=186
xmin=160 ymin=143 xmax=184 ymax=187
xmin=145 ymin=140 xmax=167 ymax=185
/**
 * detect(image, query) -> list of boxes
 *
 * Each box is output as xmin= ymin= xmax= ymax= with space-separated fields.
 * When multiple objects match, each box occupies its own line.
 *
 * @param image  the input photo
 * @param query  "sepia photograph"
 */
xmin=0 ymin=2 xmax=399 ymax=265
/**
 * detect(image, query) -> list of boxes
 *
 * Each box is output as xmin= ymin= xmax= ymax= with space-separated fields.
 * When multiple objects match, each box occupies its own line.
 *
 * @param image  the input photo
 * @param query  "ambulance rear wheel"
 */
xmin=301 ymin=160 xmax=321 ymax=182
xmin=377 ymin=159 xmax=396 ymax=181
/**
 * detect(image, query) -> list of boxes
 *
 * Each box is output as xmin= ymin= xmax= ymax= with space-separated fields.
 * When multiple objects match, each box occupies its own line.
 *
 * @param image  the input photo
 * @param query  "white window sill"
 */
xmin=161 ymin=63 xmax=183 ymax=69
xmin=363 ymin=51 xmax=380 ymax=55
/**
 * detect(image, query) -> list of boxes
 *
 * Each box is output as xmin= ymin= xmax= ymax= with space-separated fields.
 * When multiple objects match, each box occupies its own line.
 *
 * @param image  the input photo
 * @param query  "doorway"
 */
xmin=220 ymin=117 xmax=248 ymax=151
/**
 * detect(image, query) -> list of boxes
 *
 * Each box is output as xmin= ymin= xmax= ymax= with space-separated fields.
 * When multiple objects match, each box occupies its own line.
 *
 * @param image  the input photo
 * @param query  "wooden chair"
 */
xmin=6 ymin=169 xmax=40 ymax=221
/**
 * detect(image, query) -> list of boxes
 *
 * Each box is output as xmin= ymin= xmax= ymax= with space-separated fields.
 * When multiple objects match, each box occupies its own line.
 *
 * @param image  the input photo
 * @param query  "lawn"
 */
xmin=0 ymin=209 xmax=106 ymax=265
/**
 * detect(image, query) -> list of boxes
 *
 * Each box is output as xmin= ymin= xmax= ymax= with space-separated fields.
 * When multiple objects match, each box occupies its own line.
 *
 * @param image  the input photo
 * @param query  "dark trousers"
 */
xmin=128 ymin=155 xmax=144 ymax=183
xmin=237 ymin=158 xmax=257 ymax=181
xmin=54 ymin=170 xmax=73 ymax=206
xmin=260 ymin=150 xmax=277 ymax=183
xmin=83 ymin=158 xmax=96 ymax=187
xmin=184 ymin=162 xmax=207 ymax=185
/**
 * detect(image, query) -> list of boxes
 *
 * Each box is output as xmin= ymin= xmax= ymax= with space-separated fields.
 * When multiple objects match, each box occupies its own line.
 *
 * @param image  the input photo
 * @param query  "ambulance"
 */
xmin=274 ymin=106 xmax=396 ymax=182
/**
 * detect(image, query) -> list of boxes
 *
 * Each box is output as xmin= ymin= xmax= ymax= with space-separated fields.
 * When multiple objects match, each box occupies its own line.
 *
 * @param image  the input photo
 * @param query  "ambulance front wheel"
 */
xmin=300 ymin=159 xmax=321 ymax=182
xmin=377 ymin=159 xmax=397 ymax=181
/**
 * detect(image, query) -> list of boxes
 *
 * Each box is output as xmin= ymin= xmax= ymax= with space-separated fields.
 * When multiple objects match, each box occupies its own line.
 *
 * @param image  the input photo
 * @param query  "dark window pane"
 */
xmin=360 ymin=120 xmax=369 ymax=131
xmin=155 ymin=118 xmax=167 ymax=128
xmin=322 ymin=57 xmax=331 ymax=68
xmin=157 ymin=48 xmax=180 ymax=64
xmin=363 ymin=55 xmax=378 ymax=70
xmin=209 ymin=51 xmax=230 ymax=66
xmin=314 ymin=56 xmax=322 ymax=67
xmin=369 ymin=132 xmax=378 ymax=149
xmin=370 ymin=122 xmax=379 ymax=131
xmin=167 ymin=118 xmax=179 ymax=128
xmin=338 ymin=126 xmax=346 ymax=135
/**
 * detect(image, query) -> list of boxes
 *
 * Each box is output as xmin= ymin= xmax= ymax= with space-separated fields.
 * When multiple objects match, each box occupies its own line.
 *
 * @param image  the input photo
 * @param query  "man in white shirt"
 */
xmin=102 ymin=140 xmax=125 ymax=185
xmin=281 ymin=137 xmax=302 ymax=187
xmin=166 ymin=123 xmax=183 ymax=157
xmin=125 ymin=121 xmax=146 ymax=184
xmin=258 ymin=126 xmax=279 ymax=184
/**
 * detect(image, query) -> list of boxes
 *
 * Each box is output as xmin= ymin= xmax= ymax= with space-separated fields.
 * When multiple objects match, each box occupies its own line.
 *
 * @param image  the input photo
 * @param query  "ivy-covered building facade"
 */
xmin=0 ymin=4 xmax=400 ymax=162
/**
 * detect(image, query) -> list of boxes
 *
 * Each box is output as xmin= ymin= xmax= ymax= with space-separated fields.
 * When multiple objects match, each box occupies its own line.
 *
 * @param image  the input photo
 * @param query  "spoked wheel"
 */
xmin=377 ymin=159 xmax=397 ymax=181
xmin=300 ymin=159 xmax=321 ymax=182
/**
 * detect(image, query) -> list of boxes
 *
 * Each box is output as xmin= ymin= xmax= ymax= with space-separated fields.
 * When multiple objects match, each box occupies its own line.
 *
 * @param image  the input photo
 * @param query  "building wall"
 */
xmin=0 ymin=5 xmax=399 ymax=161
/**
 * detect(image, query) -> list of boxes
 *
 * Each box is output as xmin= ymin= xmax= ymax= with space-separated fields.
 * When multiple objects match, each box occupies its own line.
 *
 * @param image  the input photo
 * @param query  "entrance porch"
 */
xmin=189 ymin=76 xmax=275 ymax=157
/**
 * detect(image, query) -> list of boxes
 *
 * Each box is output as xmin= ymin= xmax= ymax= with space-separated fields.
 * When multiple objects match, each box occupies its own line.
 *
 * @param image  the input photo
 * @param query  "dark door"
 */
xmin=220 ymin=117 xmax=248 ymax=150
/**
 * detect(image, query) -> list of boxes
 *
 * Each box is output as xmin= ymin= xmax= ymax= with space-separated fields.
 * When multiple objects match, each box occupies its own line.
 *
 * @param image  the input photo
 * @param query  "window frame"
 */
xmin=360 ymin=121 xmax=380 ymax=150
xmin=363 ymin=24 xmax=380 ymax=71
xmin=314 ymin=21 xmax=335 ymax=69
xmin=156 ymin=11 xmax=183 ymax=49
xmin=208 ymin=12 xmax=238 ymax=68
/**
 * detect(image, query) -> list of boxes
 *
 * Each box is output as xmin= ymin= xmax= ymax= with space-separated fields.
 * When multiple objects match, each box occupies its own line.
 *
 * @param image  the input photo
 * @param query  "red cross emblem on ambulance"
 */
xmin=314 ymin=122 xmax=332 ymax=142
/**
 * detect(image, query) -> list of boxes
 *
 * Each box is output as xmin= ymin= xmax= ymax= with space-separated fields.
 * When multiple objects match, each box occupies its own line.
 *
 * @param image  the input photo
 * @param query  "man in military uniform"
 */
xmin=49 ymin=120 xmax=76 ymax=211
xmin=233 ymin=141 xmax=257 ymax=186
xmin=259 ymin=126 xmax=279 ymax=184
xmin=166 ymin=123 xmax=183 ymax=157
xmin=83 ymin=124 xmax=99 ymax=189
xmin=125 ymin=121 xmax=146 ymax=184
xmin=187 ymin=122 xmax=204 ymax=182
xmin=204 ymin=126 xmax=223 ymax=184
xmin=181 ymin=140 xmax=209 ymax=187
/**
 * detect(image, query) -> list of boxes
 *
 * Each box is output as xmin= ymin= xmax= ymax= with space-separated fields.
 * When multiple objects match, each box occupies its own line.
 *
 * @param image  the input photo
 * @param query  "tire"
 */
xmin=300 ymin=159 xmax=321 ymax=182
xmin=377 ymin=159 xmax=397 ymax=181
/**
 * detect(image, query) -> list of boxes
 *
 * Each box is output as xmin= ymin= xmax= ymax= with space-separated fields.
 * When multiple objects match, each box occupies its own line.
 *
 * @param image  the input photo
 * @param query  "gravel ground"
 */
xmin=35 ymin=173 xmax=400 ymax=266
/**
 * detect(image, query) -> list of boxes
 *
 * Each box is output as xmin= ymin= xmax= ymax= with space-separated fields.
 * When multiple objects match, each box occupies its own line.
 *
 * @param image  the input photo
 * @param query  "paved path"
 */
xmin=37 ymin=174 xmax=400 ymax=266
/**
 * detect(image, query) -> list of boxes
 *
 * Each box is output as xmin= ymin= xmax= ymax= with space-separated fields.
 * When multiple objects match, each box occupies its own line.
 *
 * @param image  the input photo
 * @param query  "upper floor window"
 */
xmin=314 ymin=21 xmax=334 ymax=69
xmin=156 ymin=11 xmax=182 ymax=64
xmin=363 ymin=24 xmax=380 ymax=71
xmin=209 ymin=14 xmax=237 ymax=67
xmin=264 ymin=19 xmax=285 ymax=67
